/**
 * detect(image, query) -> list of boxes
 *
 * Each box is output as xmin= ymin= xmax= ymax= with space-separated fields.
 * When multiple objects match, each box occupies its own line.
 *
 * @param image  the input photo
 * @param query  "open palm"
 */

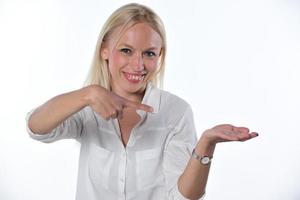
xmin=202 ymin=124 xmax=259 ymax=145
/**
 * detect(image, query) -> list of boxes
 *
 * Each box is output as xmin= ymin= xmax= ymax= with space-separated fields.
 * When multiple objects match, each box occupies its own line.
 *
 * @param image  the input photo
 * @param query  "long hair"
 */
xmin=83 ymin=3 xmax=167 ymax=89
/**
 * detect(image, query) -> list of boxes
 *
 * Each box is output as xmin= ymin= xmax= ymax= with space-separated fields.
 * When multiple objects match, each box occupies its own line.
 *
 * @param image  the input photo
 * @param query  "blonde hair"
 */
xmin=83 ymin=3 xmax=167 ymax=89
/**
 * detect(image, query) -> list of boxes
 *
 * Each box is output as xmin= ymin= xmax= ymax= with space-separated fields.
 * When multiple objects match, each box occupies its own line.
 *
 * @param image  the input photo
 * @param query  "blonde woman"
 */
xmin=26 ymin=3 xmax=258 ymax=200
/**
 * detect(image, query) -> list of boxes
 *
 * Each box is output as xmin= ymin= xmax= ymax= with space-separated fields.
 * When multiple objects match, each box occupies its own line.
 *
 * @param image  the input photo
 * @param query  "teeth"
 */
xmin=127 ymin=74 xmax=144 ymax=81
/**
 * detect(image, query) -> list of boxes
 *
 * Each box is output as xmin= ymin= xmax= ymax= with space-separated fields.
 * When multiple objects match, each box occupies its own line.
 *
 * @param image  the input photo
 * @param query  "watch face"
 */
xmin=201 ymin=156 xmax=210 ymax=164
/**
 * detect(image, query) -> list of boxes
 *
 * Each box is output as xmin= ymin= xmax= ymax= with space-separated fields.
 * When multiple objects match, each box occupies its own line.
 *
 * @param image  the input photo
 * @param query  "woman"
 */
xmin=26 ymin=3 xmax=258 ymax=200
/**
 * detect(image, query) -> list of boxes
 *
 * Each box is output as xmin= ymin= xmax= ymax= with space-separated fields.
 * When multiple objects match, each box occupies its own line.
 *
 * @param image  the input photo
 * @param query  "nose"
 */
xmin=130 ymin=52 xmax=144 ymax=71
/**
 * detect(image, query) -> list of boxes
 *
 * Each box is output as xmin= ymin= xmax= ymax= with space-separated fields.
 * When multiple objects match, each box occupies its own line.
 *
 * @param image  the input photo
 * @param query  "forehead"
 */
xmin=113 ymin=23 xmax=162 ymax=49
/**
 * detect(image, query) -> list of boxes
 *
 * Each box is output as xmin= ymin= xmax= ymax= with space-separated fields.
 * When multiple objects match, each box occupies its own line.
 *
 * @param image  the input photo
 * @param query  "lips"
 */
xmin=123 ymin=72 xmax=146 ymax=83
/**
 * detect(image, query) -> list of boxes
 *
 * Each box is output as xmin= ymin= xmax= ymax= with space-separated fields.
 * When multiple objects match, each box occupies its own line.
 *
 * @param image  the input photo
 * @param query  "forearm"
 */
xmin=28 ymin=86 xmax=91 ymax=134
xmin=178 ymin=137 xmax=215 ymax=200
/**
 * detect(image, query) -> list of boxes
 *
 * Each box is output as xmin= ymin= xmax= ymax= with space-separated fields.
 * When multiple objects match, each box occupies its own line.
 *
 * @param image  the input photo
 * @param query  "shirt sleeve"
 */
xmin=25 ymin=107 xmax=84 ymax=143
xmin=163 ymin=105 xmax=205 ymax=200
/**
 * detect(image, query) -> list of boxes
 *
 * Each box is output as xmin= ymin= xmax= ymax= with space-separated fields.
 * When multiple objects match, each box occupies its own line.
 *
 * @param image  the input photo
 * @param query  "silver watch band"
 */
xmin=191 ymin=149 xmax=213 ymax=165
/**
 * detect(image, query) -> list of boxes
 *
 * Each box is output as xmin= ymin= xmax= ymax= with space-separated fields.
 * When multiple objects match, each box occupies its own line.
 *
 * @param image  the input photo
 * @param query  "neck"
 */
xmin=111 ymin=84 xmax=146 ymax=103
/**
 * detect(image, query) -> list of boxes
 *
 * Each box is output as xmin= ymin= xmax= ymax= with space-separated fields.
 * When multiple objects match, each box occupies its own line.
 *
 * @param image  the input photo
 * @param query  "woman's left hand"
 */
xmin=200 ymin=124 xmax=259 ymax=146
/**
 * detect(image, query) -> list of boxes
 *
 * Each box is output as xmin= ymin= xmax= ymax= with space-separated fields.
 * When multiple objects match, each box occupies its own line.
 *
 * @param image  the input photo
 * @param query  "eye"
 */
xmin=144 ymin=51 xmax=156 ymax=57
xmin=120 ymin=48 xmax=132 ymax=55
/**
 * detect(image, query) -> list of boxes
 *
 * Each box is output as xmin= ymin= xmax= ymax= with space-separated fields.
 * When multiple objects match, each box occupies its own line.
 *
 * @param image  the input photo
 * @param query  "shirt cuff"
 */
xmin=25 ymin=108 xmax=57 ymax=142
xmin=173 ymin=184 xmax=205 ymax=200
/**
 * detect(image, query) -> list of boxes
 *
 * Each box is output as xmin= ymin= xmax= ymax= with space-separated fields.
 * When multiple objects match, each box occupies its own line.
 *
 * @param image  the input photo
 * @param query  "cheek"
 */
xmin=109 ymin=52 xmax=127 ymax=70
xmin=145 ymin=59 xmax=159 ymax=72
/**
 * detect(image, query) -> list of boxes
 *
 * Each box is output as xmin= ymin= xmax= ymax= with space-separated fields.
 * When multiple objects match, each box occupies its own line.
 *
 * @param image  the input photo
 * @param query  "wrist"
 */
xmin=79 ymin=85 xmax=95 ymax=107
xmin=195 ymin=136 xmax=216 ymax=157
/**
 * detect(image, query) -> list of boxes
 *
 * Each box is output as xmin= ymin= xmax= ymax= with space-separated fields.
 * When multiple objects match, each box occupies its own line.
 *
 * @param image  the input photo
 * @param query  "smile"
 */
xmin=123 ymin=72 xmax=146 ymax=83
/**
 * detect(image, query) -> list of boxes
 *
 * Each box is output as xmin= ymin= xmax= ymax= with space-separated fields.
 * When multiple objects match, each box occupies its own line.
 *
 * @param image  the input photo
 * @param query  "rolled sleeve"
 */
xmin=25 ymin=107 xmax=84 ymax=143
xmin=170 ymin=186 xmax=205 ymax=200
xmin=163 ymin=105 xmax=205 ymax=200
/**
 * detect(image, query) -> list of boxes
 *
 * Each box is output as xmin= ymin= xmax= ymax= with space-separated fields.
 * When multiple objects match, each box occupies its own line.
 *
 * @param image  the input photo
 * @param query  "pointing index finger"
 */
xmin=124 ymin=100 xmax=153 ymax=113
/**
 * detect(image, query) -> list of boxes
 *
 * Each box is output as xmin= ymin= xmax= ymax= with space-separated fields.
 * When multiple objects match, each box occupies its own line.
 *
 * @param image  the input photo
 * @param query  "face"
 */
xmin=101 ymin=22 xmax=162 ymax=99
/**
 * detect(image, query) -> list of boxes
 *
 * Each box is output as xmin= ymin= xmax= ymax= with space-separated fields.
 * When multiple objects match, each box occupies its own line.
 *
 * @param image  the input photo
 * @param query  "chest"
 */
xmin=118 ymin=109 xmax=141 ymax=147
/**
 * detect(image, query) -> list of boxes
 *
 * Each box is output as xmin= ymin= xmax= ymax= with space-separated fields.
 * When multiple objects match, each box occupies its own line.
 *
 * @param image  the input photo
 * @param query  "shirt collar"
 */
xmin=140 ymin=82 xmax=161 ymax=114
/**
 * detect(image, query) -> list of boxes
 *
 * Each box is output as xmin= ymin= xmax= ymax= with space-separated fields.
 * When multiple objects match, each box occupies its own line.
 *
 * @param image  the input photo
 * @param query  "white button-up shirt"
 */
xmin=26 ymin=83 xmax=204 ymax=200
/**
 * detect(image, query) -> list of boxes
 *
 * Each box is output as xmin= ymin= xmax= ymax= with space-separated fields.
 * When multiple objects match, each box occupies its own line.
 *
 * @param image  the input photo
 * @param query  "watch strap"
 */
xmin=191 ymin=149 xmax=213 ymax=165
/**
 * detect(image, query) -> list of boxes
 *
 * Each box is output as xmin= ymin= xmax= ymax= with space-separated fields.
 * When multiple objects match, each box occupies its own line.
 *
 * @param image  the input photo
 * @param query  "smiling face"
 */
xmin=101 ymin=22 xmax=163 ymax=101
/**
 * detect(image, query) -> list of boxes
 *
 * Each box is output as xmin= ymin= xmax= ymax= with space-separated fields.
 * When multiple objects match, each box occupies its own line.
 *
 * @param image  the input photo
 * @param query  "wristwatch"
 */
xmin=192 ymin=149 xmax=213 ymax=165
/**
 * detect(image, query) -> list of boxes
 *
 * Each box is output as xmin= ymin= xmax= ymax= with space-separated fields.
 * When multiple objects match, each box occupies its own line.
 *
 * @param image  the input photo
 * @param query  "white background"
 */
xmin=1 ymin=0 xmax=300 ymax=199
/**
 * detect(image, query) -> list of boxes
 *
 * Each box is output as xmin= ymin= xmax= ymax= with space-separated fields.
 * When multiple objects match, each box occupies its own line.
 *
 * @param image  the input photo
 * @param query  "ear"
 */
xmin=100 ymin=46 xmax=109 ymax=60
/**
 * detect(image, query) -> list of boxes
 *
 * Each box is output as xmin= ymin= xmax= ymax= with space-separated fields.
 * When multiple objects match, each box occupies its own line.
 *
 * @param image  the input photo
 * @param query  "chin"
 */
xmin=124 ymin=82 xmax=147 ymax=94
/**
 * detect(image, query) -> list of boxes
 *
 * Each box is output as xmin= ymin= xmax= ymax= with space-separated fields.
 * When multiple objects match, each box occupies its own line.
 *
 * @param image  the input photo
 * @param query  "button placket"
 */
xmin=119 ymin=149 xmax=127 ymax=195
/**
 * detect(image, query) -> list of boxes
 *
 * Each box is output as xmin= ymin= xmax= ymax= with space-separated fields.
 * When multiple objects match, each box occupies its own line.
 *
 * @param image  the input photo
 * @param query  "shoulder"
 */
xmin=156 ymin=88 xmax=193 ymax=119
xmin=160 ymin=89 xmax=190 ymax=110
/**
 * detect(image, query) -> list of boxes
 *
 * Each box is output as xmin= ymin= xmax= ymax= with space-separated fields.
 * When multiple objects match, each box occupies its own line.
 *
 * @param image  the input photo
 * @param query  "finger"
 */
xmin=111 ymin=102 xmax=123 ymax=119
xmin=117 ymin=109 xmax=123 ymax=119
xmin=249 ymin=132 xmax=259 ymax=138
xmin=107 ymin=102 xmax=119 ymax=119
xmin=237 ymin=134 xmax=251 ymax=142
xmin=220 ymin=132 xmax=241 ymax=142
xmin=222 ymin=129 xmax=250 ymax=142
xmin=238 ymin=132 xmax=259 ymax=142
xmin=101 ymin=104 xmax=114 ymax=121
xmin=234 ymin=126 xmax=250 ymax=134
xmin=110 ymin=110 xmax=118 ymax=119
xmin=124 ymin=100 xmax=153 ymax=113
xmin=137 ymin=103 xmax=154 ymax=113
xmin=213 ymin=124 xmax=234 ymax=131
xmin=116 ymin=105 xmax=124 ymax=119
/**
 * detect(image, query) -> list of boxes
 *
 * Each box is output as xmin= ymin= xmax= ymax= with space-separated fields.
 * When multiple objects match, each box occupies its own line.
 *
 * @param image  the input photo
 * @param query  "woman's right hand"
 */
xmin=85 ymin=85 xmax=153 ymax=120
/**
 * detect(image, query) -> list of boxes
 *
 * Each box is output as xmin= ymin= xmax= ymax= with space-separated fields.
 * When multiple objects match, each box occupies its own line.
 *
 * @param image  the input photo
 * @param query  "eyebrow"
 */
xmin=119 ymin=43 xmax=159 ymax=51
